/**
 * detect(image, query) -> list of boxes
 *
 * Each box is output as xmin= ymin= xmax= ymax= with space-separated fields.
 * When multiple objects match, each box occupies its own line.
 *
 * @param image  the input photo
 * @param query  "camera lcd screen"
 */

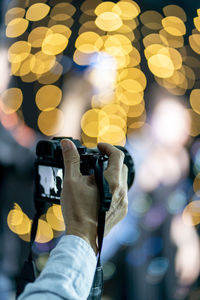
xmin=38 ymin=165 xmax=63 ymax=200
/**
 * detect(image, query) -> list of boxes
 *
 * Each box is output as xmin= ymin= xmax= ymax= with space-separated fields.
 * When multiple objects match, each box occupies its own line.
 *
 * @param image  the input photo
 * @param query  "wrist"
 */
xmin=66 ymin=228 xmax=98 ymax=255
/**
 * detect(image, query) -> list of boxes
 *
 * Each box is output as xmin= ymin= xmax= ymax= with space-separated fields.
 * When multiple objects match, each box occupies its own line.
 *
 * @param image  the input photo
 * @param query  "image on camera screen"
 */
xmin=38 ymin=165 xmax=63 ymax=200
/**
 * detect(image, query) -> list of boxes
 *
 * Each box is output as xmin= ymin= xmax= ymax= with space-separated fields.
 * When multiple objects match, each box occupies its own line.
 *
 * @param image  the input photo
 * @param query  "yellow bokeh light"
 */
xmin=159 ymin=29 xmax=184 ymax=48
xmin=159 ymin=47 xmax=182 ymax=70
xmin=5 ymin=7 xmax=25 ymax=25
xmin=148 ymin=54 xmax=174 ymax=78
xmin=19 ymin=54 xmax=35 ymax=76
xmin=82 ymin=132 xmax=97 ymax=148
xmin=107 ymin=114 xmax=127 ymax=130
xmin=81 ymin=8 xmax=96 ymax=17
xmin=95 ymin=2 xmax=118 ymax=15
xmin=182 ymin=65 xmax=195 ymax=90
xmin=42 ymin=33 xmax=68 ymax=55
xmin=81 ymin=0 xmax=102 ymax=15
xmin=104 ymin=34 xmax=132 ymax=58
xmin=144 ymin=44 xmax=165 ymax=59
xmin=37 ymin=62 xmax=63 ymax=85
xmin=190 ymin=89 xmax=200 ymax=115
xmin=38 ymin=108 xmax=64 ymax=136
xmin=128 ymin=121 xmax=146 ymax=131
xmin=156 ymin=69 xmax=188 ymax=95
xmin=194 ymin=17 xmax=200 ymax=32
xmin=143 ymin=33 xmax=163 ymax=48
xmin=141 ymin=25 xmax=152 ymax=37
xmin=52 ymin=205 xmax=64 ymax=222
xmin=184 ymin=55 xmax=200 ymax=71
xmin=128 ymin=47 xmax=141 ymax=67
xmin=6 ymin=18 xmax=29 ymax=38
xmin=30 ymin=51 xmax=56 ymax=75
xmin=50 ymin=3 xmax=76 ymax=21
xmin=188 ymin=109 xmax=200 ymax=137
xmin=113 ymin=1 xmax=141 ymax=20
xmin=0 ymin=88 xmax=23 ymax=114
xmin=167 ymin=86 xmax=187 ymax=96
xmin=95 ymin=12 xmax=123 ymax=32
xmin=128 ymin=109 xmax=146 ymax=124
xmin=11 ymin=61 xmax=21 ymax=76
xmin=145 ymin=45 xmax=182 ymax=71
xmin=111 ymin=24 xmax=135 ymax=42
xmin=114 ymin=53 xmax=130 ymax=69
xmin=8 ymin=41 xmax=31 ymax=64
xmin=116 ymin=88 xmax=144 ymax=105
xmin=26 ymin=3 xmax=50 ymax=21
xmin=163 ymin=5 xmax=187 ymax=22
xmin=124 ymin=18 xmax=139 ymax=30
xmin=182 ymin=201 xmax=200 ymax=226
xmin=79 ymin=21 xmax=105 ymax=35
xmin=165 ymin=69 xmax=187 ymax=89
xmin=155 ymin=76 xmax=187 ymax=96
xmin=101 ymin=103 xmax=127 ymax=120
xmin=98 ymin=125 xmax=126 ymax=146
xmin=48 ymin=16 xmax=74 ymax=29
xmin=193 ymin=174 xmax=200 ymax=196
xmin=7 ymin=204 xmax=32 ymax=236
xmin=126 ymin=101 xmax=145 ymax=118
xmin=28 ymin=27 xmax=51 ymax=48
xmin=91 ymin=92 xmax=116 ymax=108
xmin=46 ymin=205 xmax=65 ymax=231
xmin=9 ymin=205 xmax=23 ymax=226
xmin=140 ymin=10 xmax=163 ymax=30
xmin=73 ymin=49 xmax=94 ymax=66
xmin=192 ymin=28 xmax=199 ymax=35
xmin=189 ymin=34 xmax=200 ymax=55
xmin=36 ymin=85 xmax=62 ymax=111
xmin=81 ymin=109 xmax=110 ymax=138
xmin=162 ymin=16 xmax=186 ymax=36
xmin=75 ymin=32 xmax=103 ymax=54
xmin=198 ymin=9 xmax=200 ymax=17
xmin=49 ymin=24 xmax=72 ymax=39
xmin=21 ymin=71 xmax=38 ymax=83
xmin=178 ymin=46 xmax=187 ymax=60
xmin=118 ymin=79 xmax=144 ymax=93
xmin=118 ymin=68 xmax=147 ymax=90
xmin=35 ymin=219 xmax=54 ymax=243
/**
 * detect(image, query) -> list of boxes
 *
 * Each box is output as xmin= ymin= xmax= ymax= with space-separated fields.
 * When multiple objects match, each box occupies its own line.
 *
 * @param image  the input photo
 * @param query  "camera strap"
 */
xmin=16 ymin=200 xmax=45 ymax=297
xmin=87 ymin=157 xmax=112 ymax=300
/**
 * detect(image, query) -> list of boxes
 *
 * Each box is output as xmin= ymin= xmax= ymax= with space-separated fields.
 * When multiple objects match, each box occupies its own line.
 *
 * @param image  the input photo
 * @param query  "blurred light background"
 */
xmin=0 ymin=0 xmax=200 ymax=299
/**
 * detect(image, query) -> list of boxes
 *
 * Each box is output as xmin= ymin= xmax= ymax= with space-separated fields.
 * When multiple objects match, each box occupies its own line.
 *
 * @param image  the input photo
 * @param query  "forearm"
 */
xmin=18 ymin=235 xmax=97 ymax=300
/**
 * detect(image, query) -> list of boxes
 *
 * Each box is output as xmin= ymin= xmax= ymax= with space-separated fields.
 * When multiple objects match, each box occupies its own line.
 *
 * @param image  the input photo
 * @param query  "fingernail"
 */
xmin=61 ymin=139 xmax=72 ymax=151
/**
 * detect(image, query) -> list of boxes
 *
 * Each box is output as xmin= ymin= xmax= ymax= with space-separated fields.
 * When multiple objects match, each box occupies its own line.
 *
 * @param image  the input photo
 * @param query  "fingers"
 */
xmin=104 ymin=163 xmax=128 ymax=236
xmin=61 ymin=139 xmax=81 ymax=178
xmin=97 ymin=143 xmax=125 ymax=169
xmin=111 ymin=165 xmax=128 ymax=213
xmin=97 ymin=143 xmax=125 ymax=193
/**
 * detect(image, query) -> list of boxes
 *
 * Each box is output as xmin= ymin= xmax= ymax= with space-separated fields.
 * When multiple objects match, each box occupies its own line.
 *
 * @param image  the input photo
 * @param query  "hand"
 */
xmin=97 ymin=143 xmax=128 ymax=236
xmin=60 ymin=139 xmax=128 ymax=254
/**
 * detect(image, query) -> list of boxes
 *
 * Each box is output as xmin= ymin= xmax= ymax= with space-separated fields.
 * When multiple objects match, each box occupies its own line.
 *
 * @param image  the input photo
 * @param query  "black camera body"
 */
xmin=35 ymin=137 xmax=135 ymax=206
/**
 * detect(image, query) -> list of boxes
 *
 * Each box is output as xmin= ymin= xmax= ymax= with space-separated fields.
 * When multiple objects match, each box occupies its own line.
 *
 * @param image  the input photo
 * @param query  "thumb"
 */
xmin=60 ymin=139 xmax=81 ymax=178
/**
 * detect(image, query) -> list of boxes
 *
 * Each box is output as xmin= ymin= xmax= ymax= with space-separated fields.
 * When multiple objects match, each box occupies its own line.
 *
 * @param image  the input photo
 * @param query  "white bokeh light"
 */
xmin=151 ymin=98 xmax=190 ymax=148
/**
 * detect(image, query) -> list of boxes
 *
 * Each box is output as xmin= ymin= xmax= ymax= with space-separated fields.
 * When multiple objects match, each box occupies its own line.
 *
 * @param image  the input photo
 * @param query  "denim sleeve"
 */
xmin=18 ymin=235 xmax=97 ymax=300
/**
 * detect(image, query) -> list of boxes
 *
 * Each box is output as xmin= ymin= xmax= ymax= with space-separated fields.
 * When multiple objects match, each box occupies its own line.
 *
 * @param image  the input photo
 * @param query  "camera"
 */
xmin=35 ymin=137 xmax=135 ymax=205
